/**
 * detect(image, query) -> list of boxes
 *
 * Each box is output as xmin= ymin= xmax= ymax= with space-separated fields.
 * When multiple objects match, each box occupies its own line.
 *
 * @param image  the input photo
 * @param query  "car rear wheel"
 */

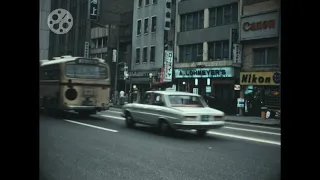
xmin=159 ymin=120 xmax=173 ymax=136
xmin=196 ymin=129 xmax=207 ymax=137
xmin=125 ymin=112 xmax=135 ymax=128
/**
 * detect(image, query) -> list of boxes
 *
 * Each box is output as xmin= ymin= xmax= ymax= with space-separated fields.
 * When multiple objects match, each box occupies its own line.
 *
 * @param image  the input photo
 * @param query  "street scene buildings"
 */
xmin=40 ymin=1 xmax=281 ymax=179
xmin=42 ymin=0 xmax=281 ymax=117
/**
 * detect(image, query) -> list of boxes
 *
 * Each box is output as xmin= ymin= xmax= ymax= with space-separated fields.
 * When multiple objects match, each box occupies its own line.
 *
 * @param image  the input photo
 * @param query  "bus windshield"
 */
xmin=65 ymin=64 xmax=108 ymax=79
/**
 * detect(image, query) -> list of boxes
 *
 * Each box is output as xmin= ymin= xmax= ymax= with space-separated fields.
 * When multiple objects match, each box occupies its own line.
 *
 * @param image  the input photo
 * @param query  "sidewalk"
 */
xmin=225 ymin=115 xmax=280 ymax=127
xmin=109 ymin=105 xmax=280 ymax=127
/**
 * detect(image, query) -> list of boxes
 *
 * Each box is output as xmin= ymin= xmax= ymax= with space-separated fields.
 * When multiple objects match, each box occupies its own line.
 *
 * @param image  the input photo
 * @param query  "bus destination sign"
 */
xmin=76 ymin=58 xmax=99 ymax=65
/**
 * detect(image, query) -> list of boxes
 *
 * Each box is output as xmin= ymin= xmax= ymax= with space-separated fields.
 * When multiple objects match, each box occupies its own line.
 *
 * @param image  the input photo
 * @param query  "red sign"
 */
xmin=243 ymin=20 xmax=276 ymax=32
xmin=159 ymin=68 xmax=164 ymax=82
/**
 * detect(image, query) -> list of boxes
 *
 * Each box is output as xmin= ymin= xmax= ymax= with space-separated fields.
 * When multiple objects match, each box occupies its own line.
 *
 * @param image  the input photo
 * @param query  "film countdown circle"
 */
xmin=47 ymin=8 xmax=73 ymax=35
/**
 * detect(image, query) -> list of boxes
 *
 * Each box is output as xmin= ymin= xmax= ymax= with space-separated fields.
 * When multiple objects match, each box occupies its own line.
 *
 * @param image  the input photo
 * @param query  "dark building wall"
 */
xmin=49 ymin=0 xmax=133 ymax=60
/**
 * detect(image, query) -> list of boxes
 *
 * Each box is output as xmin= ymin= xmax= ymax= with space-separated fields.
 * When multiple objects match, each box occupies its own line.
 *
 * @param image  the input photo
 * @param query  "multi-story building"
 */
xmin=174 ymin=0 xmax=240 ymax=114
xmin=130 ymin=0 xmax=176 ymax=94
xmin=89 ymin=8 xmax=133 ymax=93
xmin=48 ymin=0 xmax=91 ymax=58
xmin=239 ymin=0 xmax=281 ymax=117
xmin=40 ymin=0 xmax=51 ymax=60
xmin=48 ymin=0 xmax=133 ymax=94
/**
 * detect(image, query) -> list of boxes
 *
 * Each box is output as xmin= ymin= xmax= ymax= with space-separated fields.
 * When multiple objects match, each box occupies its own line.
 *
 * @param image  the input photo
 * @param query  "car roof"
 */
xmin=146 ymin=91 xmax=200 ymax=97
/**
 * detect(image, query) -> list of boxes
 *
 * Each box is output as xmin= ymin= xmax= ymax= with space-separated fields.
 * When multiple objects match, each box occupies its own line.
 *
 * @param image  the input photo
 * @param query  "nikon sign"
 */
xmin=240 ymin=72 xmax=280 ymax=86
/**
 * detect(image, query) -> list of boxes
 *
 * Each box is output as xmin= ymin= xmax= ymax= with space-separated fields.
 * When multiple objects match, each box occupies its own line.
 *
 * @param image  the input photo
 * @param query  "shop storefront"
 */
xmin=240 ymin=71 xmax=281 ymax=117
xmin=127 ymin=69 xmax=161 ymax=95
xmin=174 ymin=66 xmax=239 ymax=114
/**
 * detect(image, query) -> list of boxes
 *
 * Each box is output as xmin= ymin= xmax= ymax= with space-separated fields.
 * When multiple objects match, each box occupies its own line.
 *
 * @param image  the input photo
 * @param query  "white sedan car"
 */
xmin=121 ymin=91 xmax=225 ymax=136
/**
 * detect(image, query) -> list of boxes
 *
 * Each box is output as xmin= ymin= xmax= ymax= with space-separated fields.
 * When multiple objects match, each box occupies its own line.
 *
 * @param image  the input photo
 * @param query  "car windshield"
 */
xmin=168 ymin=95 xmax=206 ymax=107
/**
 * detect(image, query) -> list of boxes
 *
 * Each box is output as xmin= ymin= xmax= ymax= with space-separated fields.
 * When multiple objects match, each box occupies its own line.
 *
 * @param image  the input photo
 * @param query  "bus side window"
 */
xmin=40 ymin=64 xmax=60 ymax=80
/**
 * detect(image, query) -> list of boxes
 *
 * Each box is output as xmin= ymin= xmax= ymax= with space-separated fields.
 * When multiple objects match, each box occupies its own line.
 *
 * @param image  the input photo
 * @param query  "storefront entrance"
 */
xmin=240 ymin=71 xmax=281 ymax=117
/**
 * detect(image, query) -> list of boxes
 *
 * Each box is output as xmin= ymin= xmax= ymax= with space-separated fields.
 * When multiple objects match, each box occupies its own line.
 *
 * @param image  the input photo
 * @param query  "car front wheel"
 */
xmin=125 ymin=112 xmax=135 ymax=128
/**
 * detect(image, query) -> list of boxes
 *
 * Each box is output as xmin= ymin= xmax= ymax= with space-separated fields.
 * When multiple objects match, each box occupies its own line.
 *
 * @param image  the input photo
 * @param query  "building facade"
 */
xmin=174 ymin=0 xmax=240 ymax=114
xmin=239 ymin=0 xmax=281 ymax=117
xmin=40 ymin=0 xmax=51 ymax=60
xmin=130 ymin=0 xmax=175 ymax=94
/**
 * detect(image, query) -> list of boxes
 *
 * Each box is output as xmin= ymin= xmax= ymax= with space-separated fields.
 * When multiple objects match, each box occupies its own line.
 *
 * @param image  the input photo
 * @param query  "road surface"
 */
xmin=40 ymin=109 xmax=281 ymax=180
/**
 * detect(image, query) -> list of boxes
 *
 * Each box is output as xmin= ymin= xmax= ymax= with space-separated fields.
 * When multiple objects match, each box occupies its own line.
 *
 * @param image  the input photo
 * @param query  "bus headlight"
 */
xmin=65 ymin=88 xmax=77 ymax=101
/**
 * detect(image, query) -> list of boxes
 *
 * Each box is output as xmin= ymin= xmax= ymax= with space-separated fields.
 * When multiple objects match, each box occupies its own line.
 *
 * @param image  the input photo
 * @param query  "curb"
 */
xmin=225 ymin=119 xmax=281 ymax=128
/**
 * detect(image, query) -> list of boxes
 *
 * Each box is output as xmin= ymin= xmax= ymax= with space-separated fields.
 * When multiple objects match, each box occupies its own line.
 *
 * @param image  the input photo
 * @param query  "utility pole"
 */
xmin=85 ymin=0 xmax=91 ymax=58
xmin=114 ymin=26 xmax=120 ymax=104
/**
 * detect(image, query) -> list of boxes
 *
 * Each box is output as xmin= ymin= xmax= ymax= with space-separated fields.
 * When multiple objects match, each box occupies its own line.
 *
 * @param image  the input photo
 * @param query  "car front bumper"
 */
xmin=173 ymin=121 xmax=225 ymax=130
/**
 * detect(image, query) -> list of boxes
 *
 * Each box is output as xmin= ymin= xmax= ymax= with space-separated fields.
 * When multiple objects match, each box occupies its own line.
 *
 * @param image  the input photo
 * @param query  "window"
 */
xmin=40 ymin=64 xmax=60 ymax=80
xmin=153 ymin=94 xmax=165 ymax=106
xmin=180 ymin=10 xmax=204 ymax=32
xmin=209 ymin=3 xmax=238 ymax=27
xmin=102 ymin=53 xmax=107 ymax=60
xmin=253 ymin=47 xmax=279 ymax=66
xmin=231 ymin=3 xmax=238 ymax=23
xmin=141 ymin=93 xmax=151 ymax=104
xmin=143 ymin=47 xmax=148 ymax=63
xmin=97 ymin=38 xmax=102 ymax=48
xmin=103 ymin=37 xmax=108 ymax=47
xmin=152 ymin=0 xmax=157 ymax=4
xmin=179 ymin=43 xmax=203 ymax=63
xmin=168 ymin=95 xmax=205 ymax=107
xmin=145 ymin=0 xmax=149 ymax=6
xmin=208 ymin=40 xmax=229 ymax=61
xmin=216 ymin=7 xmax=223 ymax=26
xmin=209 ymin=8 xmax=216 ymax=27
xmin=137 ymin=20 xmax=141 ymax=35
xmin=181 ymin=15 xmax=186 ymax=31
xmin=151 ymin=16 xmax=157 ymax=32
xmin=65 ymin=64 xmax=108 ymax=79
xmin=90 ymin=39 xmax=97 ymax=49
xmin=223 ymin=5 xmax=231 ymax=24
xmin=138 ymin=0 xmax=142 ymax=7
xmin=150 ymin=46 xmax=155 ymax=63
xmin=136 ymin=48 xmax=140 ymax=63
xmin=144 ymin=18 xmax=149 ymax=34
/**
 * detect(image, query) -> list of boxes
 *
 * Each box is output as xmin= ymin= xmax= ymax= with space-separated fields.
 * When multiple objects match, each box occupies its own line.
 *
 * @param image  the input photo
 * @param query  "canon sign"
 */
xmin=242 ymin=20 xmax=276 ymax=32
xmin=240 ymin=12 xmax=279 ymax=40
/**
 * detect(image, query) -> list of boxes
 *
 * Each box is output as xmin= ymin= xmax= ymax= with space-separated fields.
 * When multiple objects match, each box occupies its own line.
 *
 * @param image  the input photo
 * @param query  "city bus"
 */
xmin=40 ymin=55 xmax=111 ymax=116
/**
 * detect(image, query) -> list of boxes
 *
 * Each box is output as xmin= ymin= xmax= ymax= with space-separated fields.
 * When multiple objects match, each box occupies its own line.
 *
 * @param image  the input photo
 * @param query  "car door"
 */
xmin=147 ymin=93 xmax=167 ymax=125
xmin=135 ymin=92 xmax=152 ymax=122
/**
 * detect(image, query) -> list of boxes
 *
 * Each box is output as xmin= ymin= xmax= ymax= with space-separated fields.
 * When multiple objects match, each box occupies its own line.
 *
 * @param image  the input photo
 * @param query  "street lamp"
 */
xmin=149 ymin=73 xmax=153 ymax=88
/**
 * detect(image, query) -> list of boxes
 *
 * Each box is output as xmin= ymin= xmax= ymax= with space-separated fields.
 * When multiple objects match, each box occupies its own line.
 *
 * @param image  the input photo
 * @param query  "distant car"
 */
xmin=121 ymin=91 xmax=225 ymax=137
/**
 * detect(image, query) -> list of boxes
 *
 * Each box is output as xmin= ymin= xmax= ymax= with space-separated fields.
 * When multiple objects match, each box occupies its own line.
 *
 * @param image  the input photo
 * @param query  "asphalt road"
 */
xmin=40 ymin=109 xmax=281 ymax=180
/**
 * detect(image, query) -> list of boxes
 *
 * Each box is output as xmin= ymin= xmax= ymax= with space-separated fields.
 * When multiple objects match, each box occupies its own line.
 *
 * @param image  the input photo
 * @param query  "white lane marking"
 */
xmin=224 ymin=127 xmax=281 ymax=136
xmin=99 ymin=114 xmax=280 ymax=132
xmin=207 ymin=131 xmax=280 ymax=146
xmin=96 ymin=115 xmax=280 ymax=145
xmin=99 ymin=114 xmax=125 ymax=120
xmin=225 ymin=122 xmax=281 ymax=130
xmin=98 ymin=115 xmax=280 ymax=136
xmin=64 ymin=119 xmax=119 ymax=132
